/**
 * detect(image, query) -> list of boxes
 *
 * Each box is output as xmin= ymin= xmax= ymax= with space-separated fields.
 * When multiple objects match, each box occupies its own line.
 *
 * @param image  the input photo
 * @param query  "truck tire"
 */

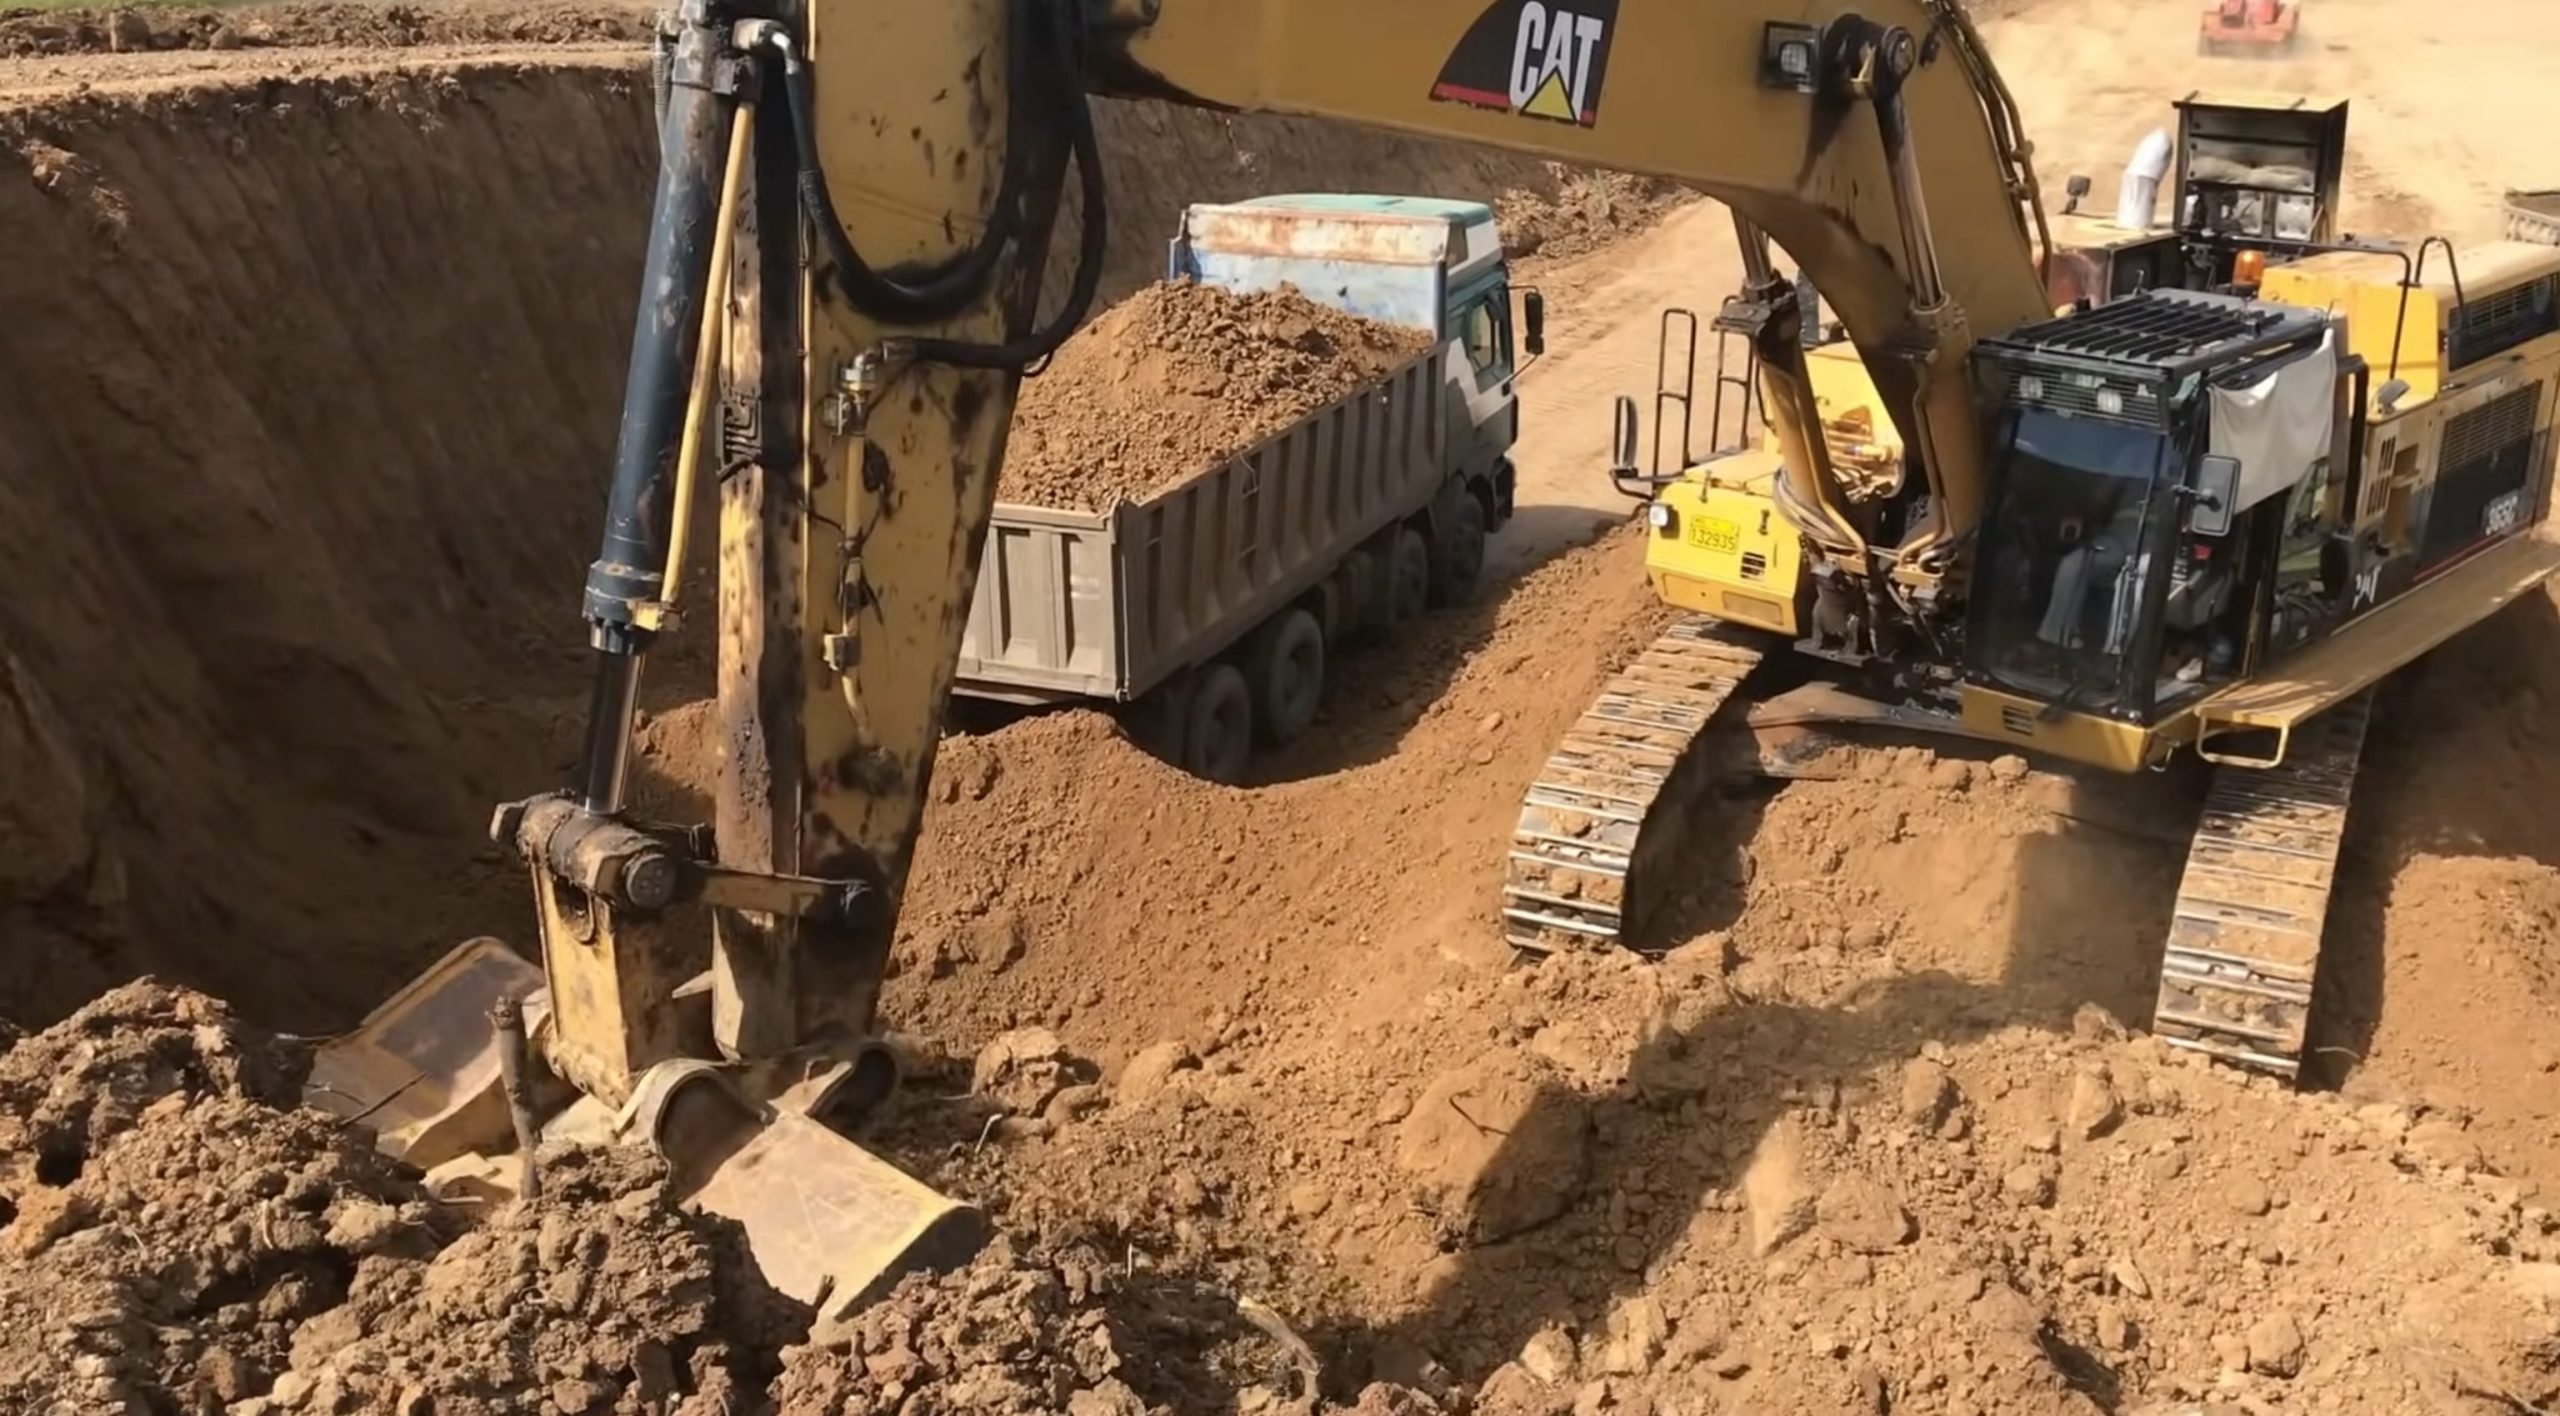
xmin=1386 ymin=525 xmax=1431 ymax=631
xmin=1247 ymin=607 xmax=1325 ymax=746
xmin=1184 ymin=663 xmax=1255 ymax=784
xmin=1429 ymin=490 xmax=1488 ymax=607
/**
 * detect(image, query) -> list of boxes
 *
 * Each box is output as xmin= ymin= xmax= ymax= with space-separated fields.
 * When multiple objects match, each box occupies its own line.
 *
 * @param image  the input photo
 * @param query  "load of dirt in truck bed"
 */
xmin=997 ymin=280 xmax=1437 ymax=513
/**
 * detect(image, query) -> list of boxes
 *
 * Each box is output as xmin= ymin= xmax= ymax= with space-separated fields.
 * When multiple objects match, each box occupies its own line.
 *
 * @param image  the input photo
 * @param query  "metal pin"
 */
xmin=490 ymin=996 xmax=542 ymax=1202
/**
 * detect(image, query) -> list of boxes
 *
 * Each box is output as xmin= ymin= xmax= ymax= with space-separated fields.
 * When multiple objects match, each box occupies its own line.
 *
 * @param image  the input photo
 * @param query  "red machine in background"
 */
xmin=2200 ymin=0 xmax=2303 ymax=57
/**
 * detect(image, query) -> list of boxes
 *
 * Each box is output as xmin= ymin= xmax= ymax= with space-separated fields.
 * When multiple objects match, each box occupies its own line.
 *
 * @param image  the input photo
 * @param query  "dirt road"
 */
xmin=1491 ymin=202 xmax=1749 ymax=577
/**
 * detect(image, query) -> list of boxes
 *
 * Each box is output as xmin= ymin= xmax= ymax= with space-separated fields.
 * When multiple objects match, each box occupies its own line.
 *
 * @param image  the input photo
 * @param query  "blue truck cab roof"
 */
xmin=1172 ymin=195 xmax=1510 ymax=328
xmin=1229 ymin=193 xmax=1498 ymax=225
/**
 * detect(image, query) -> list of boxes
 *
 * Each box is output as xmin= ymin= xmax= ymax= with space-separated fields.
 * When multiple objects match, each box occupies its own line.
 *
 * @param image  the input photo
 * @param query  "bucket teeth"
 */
xmin=2153 ymin=693 xmax=2374 ymax=1079
xmin=1503 ymin=616 xmax=1762 ymax=954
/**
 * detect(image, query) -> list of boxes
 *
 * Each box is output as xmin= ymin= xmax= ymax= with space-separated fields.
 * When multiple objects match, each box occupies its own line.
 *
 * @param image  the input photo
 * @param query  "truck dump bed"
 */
xmin=959 ymin=352 xmax=1444 ymax=702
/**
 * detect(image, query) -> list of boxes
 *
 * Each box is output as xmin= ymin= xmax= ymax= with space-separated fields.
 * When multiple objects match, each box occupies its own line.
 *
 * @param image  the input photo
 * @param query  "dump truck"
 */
xmin=955 ymin=194 xmax=1545 ymax=781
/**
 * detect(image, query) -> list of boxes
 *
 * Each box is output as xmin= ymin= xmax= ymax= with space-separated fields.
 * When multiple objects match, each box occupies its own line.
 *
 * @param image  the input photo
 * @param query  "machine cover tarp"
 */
xmin=2209 ymin=333 xmax=2336 ymax=512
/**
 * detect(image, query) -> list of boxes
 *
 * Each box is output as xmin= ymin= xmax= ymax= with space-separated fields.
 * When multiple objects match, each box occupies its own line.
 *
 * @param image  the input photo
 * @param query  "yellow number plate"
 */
xmin=1687 ymin=516 xmax=1740 ymax=553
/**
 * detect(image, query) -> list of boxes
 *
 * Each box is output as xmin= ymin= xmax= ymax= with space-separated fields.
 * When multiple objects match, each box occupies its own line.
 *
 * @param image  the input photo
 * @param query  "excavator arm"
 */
xmin=320 ymin=0 xmax=2081 ymax=1319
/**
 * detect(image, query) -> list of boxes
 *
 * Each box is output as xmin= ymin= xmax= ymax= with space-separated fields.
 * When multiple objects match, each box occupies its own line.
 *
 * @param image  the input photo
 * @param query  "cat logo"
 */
xmin=1430 ymin=0 xmax=1619 ymax=128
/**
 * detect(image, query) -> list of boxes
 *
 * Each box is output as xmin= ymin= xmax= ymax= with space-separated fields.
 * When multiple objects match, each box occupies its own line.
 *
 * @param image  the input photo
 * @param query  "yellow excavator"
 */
xmin=306 ymin=0 xmax=2560 ymax=1318
xmin=1511 ymin=84 xmax=2560 ymax=1077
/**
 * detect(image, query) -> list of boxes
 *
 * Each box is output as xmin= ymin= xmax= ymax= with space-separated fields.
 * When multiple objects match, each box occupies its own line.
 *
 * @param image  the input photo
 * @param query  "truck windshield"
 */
xmin=1971 ymin=410 xmax=2176 ymax=713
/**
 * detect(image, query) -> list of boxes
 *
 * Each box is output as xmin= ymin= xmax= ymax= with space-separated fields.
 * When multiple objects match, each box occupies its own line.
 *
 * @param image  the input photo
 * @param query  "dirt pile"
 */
xmin=2323 ymin=584 xmax=2560 ymax=1185
xmin=0 ymin=983 xmax=799 ymax=1415
xmin=999 ymin=281 xmax=1435 ymax=512
xmin=1496 ymin=171 xmax=1691 ymax=267
xmin=832 ymin=523 xmax=2560 ymax=1414
xmin=905 ymin=943 xmax=2560 ymax=1415
xmin=772 ymin=1239 xmax=1136 ymax=1415
xmin=0 ymin=2 xmax=650 ymax=57
xmin=767 ymin=1235 xmax=1338 ymax=1416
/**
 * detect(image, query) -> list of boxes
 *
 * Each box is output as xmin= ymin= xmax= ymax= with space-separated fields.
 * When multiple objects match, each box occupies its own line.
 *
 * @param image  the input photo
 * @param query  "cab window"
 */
xmin=1459 ymin=295 xmax=1511 ymax=383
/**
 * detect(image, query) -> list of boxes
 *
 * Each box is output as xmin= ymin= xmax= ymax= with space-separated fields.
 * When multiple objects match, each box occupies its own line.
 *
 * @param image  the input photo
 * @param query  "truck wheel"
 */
xmin=1248 ymin=607 xmax=1326 ymax=746
xmin=1184 ymin=663 xmax=1255 ymax=784
xmin=1429 ymin=491 xmax=1488 ymax=607
xmin=1386 ymin=526 xmax=1431 ymax=630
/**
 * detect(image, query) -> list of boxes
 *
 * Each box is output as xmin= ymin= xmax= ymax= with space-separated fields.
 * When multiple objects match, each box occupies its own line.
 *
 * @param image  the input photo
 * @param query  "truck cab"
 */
xmin=1171 ymin=193 xmax=1543 ymax=523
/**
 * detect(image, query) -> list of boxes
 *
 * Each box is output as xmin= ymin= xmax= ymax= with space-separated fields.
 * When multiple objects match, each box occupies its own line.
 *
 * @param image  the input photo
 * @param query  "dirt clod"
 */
xmin=2246 ymin=1311 xmax=2306 ymax=1378
xmin=1815 ymin=1175 xmax=1913 ymax=1253
xmin=1396 ymin=1050 xmax=1591 ymax=1245
xmin=1898 ymin=1057 xmax=1957 ymax=1127
xmin=1118 ymin=1040 xmax=1198 ymax=1107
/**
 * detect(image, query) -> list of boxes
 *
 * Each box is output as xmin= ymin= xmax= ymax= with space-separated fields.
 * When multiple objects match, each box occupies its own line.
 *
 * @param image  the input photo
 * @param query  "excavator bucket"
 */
xmin=312 ymin=936 xmax=986 ymax=1315
xmin=630 ymin=1061 xmax=989 ymax=1319
xmin=306 ymin=936 xmax=545 ymax=1168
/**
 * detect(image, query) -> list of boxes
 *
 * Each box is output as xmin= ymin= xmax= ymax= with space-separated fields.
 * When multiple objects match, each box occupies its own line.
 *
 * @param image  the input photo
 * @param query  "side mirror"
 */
xmin=2376 ymin=377 xmax=2410 ymax=413
xmin=1523 ymin=289 xmax=1547 ymax=358
xmin=2064 ymin=173 xmax=2093 ymax=215
xmin=2190 ymin=453 xmax=2241 ymax=536
xmin=1611 ymin=395 xmax=1640 ymax=477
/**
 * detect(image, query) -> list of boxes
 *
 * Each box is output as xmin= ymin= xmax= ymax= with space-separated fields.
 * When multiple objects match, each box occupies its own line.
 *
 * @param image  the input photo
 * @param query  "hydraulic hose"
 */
xmin=905 ymin=9 xmax=1106 ymax=372
xmin=660 ymin=97 xmax=756 ymax=615
xmin=772 ymin=0 xmax=1041 ymax=326
xmin=766 ymin=0 xmax=1106 ymax=371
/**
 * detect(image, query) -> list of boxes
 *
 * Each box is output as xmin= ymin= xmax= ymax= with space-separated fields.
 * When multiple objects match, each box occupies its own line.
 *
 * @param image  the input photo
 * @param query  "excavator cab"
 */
xmin=1961 ymin=289 xmax=2344 ymax=766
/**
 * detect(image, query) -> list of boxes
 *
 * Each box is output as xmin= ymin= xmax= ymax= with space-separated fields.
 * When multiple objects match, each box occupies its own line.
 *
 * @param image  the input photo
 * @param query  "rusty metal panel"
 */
xmin=955 ymin=353 xmax=1447 ymax=704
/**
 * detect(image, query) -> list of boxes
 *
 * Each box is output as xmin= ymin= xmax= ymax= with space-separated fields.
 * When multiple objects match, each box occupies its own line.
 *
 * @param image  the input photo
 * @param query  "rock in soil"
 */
xmin=1395 ymin=1050 xmax=1591 ymax=1245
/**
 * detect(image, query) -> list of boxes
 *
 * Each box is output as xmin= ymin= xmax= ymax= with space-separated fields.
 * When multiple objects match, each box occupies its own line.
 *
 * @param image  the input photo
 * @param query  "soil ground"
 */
xmin=4 ymin=1 xmax=2560 ymax=1412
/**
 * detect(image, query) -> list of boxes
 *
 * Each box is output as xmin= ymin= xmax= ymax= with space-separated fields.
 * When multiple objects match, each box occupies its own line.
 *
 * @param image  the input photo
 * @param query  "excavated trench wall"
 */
xmin=0 ymin=55 xmax=1567 ymax=1029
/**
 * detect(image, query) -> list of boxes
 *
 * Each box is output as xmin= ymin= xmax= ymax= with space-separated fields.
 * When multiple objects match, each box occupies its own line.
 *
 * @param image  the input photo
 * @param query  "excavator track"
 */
xmin=2152 ymin=692 xmax=2375 ymax=1077
xmin=1502 ymin=616 xmax=1765 ymax=953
